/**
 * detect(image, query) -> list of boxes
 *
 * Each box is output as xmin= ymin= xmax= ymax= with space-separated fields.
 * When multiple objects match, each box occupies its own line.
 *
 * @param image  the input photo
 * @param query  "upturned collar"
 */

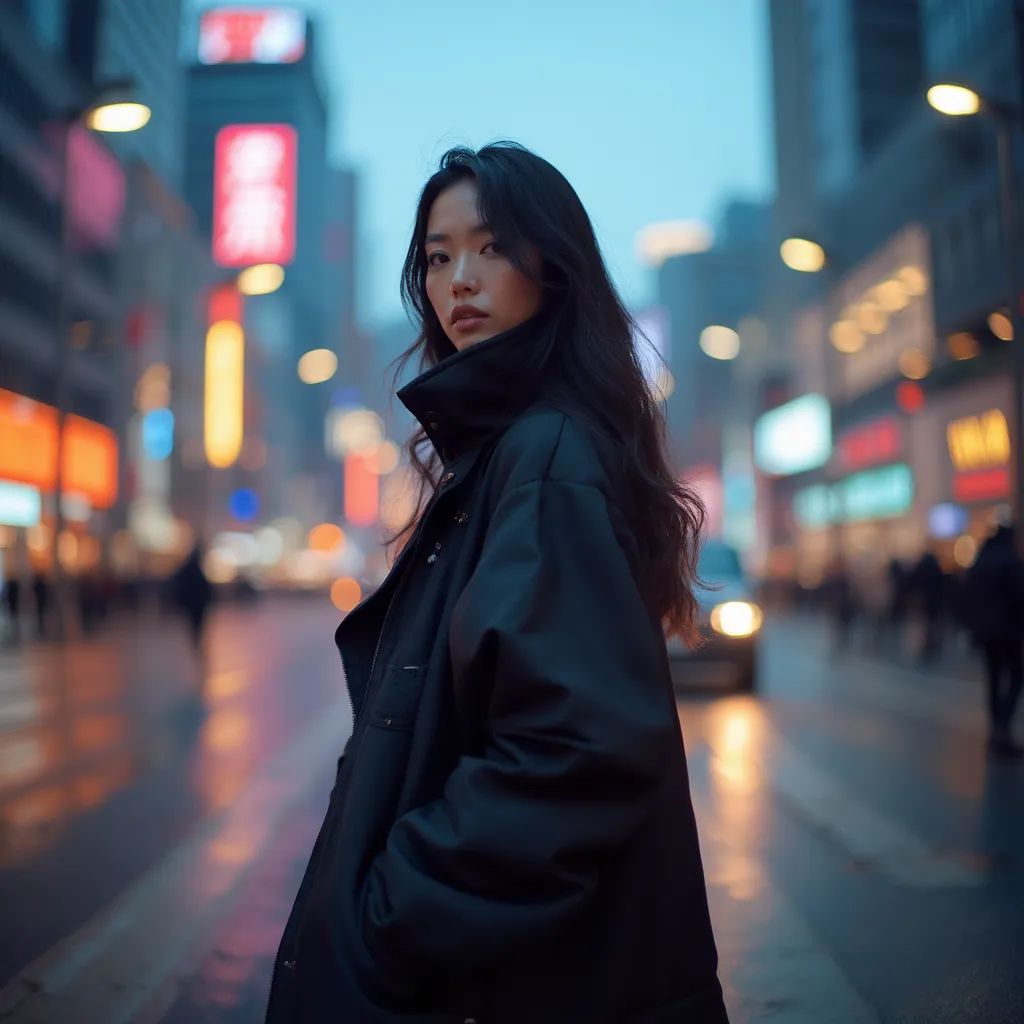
xmin=396 ymin=313 xmax=552 ymax=462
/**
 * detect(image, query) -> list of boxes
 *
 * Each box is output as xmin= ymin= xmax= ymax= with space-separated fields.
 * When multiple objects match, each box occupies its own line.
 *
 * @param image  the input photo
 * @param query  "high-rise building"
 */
xmin=657 ymin=200 xmax=771 ymax=477
xmin=758 ymin=0 xmax=1022 ymax=584
xmin=182 ymin=5 xmax=338 ymax=528
xmin=0 ymin=1 xmax=125 ymax=600
xmin=93 ymin=0 xmax=187 ymax=190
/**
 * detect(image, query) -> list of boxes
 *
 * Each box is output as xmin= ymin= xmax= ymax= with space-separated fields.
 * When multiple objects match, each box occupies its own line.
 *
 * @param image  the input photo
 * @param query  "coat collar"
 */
xmin=396 ymin=312 xmax=552 ymax=463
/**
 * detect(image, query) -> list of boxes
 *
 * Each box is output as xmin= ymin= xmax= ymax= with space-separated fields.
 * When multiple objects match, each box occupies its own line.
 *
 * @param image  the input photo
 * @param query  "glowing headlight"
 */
xmin=710 ymin=601 xmax=763 ymax=638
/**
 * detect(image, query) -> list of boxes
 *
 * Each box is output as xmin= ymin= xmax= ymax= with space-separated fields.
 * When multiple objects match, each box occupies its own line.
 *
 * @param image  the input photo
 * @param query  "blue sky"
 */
xmin=196 ymin=1 xmax=774 ymax=326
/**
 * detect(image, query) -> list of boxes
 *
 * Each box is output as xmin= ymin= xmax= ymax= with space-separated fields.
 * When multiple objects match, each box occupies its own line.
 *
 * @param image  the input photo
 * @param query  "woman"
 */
xmin=266 ymin=142 xmax=728 ymax=1023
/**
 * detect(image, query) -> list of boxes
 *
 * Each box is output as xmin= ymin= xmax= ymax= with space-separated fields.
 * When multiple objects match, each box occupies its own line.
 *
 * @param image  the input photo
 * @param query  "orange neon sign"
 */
xmin=946 ymin=409 xmax=1011 ymax=472
xmin=0 ymin=388 xmax=118 ymax=509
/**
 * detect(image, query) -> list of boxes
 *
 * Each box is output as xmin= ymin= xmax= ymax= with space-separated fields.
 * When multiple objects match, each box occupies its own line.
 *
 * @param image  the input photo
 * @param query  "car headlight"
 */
xmin=709 ymin=601 xmax=763 ymax=638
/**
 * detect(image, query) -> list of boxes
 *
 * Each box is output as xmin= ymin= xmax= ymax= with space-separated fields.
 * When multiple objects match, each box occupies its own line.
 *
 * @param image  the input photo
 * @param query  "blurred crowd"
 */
xmin=819 ymin=524 xmax=1024 ymax=757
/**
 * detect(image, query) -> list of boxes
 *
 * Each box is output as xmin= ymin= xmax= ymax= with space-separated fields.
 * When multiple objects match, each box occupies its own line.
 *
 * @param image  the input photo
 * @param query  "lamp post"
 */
xmin=50 ymin=82 xmax=151 ymax=640
xmin=927 ymin=81 xmax=1024 ymax=547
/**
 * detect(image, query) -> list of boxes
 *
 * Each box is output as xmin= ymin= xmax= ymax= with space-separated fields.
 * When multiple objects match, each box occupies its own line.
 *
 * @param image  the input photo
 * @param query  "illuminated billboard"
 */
xmin=199 ymin=7 xmax=306 ymax=64
xmin=205 ymin=286 xmax=245 ymax=469
xmin=754 ymin=394 xmax=832 ymax=477
xmin=213 ymin=124 xmax=297 ymax=267
xmin=0 ymin=389 xmax=118 ymax=509
xmin=795 ymin=464 xmax=913 ymax=526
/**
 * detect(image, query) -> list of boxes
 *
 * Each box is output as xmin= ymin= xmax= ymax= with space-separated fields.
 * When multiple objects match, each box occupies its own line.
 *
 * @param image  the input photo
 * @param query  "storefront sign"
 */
xmin=0 ymin=389 xmax=118 ymax=509
xmin=953 ymin=467 xmax=1010 ymax=503
xmin=795 ymin=464 xmax=913 ymax=526
xmin=946 ymin=409 xmax=1010 ymax=472
xmin=837 ymin=416 xmax=903 ymax=472
xmin=754 ymin=394 xmax=832 ymax=477
xmin=0 ymin=481 xmax=41 ymax=527
xmin=212 ymin=124 xmax=297 ymax=267
xmin=840 ymin=464 xmax=913 ymax=522
xmin=199 ymin=7 xmax=306 ymax=64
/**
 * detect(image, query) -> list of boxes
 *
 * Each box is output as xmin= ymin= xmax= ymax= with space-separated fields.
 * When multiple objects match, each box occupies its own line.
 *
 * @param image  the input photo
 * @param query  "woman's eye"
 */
xmin=426 ymin=252 xmax=448 ymax=267
xmin=482 ymin=240 xmax=502 ymax=255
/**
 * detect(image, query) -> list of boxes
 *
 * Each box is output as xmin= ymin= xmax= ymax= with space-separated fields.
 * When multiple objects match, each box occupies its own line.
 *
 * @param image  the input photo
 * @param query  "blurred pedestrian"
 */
xmin=825 ymin=556 xmax=857 ymax=653
xmin=31 ymin=571 xmax=49 ymax=640
xmin=2 ymin=575 xmax=21 ymax=644
xmin=882 ymin=557 xmax=909 ymax=654
xmin=266 ymin=143 xmax=728 ymax=1023
xmin=907 ymin=550 xmax=945 ymax=664
xmin=170 ymin=542 xmax=214 ymax=665
xmin=964 ymin=525 xmax=1024 ymax=759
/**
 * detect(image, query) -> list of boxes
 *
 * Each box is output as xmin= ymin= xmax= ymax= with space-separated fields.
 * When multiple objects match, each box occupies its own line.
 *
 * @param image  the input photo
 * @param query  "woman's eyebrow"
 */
xmin=425 ymin=223 xmax=490 ymax=244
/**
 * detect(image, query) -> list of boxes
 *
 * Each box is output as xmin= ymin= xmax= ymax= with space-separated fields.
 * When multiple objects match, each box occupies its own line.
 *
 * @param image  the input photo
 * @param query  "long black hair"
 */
xmin=387 ymin=141 xmax=705 ymax=644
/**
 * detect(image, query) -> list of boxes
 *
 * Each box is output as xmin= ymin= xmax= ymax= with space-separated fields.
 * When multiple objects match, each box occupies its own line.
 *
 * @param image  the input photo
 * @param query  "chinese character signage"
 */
xmin=213 ymin=124 xmax=297 ymax=267
xmin=199 ymin=7 xmax=306 ymax=64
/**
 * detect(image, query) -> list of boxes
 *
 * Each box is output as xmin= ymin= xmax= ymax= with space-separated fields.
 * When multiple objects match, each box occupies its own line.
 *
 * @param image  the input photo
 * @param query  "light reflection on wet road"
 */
xmin=1 ymin=602 xmax=1022 ymax=1023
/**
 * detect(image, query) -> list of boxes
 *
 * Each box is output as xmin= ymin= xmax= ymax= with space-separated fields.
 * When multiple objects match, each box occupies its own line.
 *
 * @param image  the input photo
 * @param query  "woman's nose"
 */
xmin=449 ymin=254 xmax=478 ymax=294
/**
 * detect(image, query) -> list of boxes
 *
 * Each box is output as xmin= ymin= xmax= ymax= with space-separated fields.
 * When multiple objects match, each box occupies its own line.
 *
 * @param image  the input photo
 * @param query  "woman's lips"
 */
xmin=453 ymin=314 xmax=489 ymax=333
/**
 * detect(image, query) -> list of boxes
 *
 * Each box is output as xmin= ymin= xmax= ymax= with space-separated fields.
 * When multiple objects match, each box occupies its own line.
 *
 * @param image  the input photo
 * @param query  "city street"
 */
xmin=0 ymin=598 xmax=1021 ymax=1023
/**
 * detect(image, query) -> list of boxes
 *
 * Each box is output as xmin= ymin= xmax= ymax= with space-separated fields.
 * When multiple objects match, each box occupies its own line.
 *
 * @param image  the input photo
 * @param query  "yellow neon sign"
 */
xmin=946 ymin=409 xmax=1010 ymax=471
xmin=205 ymin=320 xmax=244 ymax=468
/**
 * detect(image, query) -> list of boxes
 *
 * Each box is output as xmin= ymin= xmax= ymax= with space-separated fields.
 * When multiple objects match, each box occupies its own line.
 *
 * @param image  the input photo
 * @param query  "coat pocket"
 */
xmin=368 ymin=664 xmax=427 ymax=731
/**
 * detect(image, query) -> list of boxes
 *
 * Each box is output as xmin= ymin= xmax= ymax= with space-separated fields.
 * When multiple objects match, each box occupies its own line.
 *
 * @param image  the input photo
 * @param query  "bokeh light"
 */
xmin=330 ymin=576 xmax=362 ymax=612
xmin=298 ymin=348 xmax=339 ymax=384
xmin=700 ymin=325 xmax=741 ymax=361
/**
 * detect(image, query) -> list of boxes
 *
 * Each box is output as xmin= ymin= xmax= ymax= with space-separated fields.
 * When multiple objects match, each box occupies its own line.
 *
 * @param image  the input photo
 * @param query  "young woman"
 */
xmin=266 ymin=142 xmax=728 ymax=1023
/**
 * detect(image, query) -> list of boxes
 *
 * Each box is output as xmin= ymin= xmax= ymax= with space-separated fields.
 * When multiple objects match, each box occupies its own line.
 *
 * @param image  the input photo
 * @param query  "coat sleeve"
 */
xmin=359 ymin=474 xmax=681 ymax=990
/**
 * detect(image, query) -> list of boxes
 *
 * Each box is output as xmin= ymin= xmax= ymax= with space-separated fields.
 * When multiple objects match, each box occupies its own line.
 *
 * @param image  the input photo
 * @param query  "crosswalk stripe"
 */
xmin=0 ymin=700 xmax=351 ymax=1024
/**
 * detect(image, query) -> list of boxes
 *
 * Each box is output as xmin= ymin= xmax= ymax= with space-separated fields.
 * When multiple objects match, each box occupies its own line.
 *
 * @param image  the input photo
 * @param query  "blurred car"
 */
xmin=667 ymin=539 xmax=763 ymax=692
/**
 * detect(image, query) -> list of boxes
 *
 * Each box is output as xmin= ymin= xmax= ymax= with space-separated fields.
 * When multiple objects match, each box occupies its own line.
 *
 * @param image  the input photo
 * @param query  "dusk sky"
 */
xmin=194 ymin=1 xmax=774 ymax=327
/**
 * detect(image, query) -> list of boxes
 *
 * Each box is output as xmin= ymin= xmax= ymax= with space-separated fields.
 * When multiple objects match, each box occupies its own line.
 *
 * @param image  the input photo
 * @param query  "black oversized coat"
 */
xmin=266 ymin=319 xmax=728 ymax=1024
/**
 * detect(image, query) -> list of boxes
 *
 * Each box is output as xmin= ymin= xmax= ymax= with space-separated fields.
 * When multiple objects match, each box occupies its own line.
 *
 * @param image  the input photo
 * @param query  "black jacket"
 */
xmin=266 ymin=318 xmax=727 ymax=1023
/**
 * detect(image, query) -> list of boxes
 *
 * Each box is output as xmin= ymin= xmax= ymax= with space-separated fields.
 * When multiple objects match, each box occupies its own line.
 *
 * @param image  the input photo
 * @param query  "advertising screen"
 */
xmin=213 ymin=124 xmax=297 ymax=267
xmin=754 ymin=394 xmax=832 ymax=477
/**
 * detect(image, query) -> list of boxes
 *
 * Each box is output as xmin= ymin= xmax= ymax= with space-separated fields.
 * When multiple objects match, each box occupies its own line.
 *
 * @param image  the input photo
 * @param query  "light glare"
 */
xmin=86 ymin=101 xmax=152 ymax=133
xmin=298 ymin=348 xmax=338 ymax=384
xmin=237 ymin=263 xmax=285 ymax=295
xmin=988 ymin=311 xmax=1013 ymax=341
xmin=780 ymin=238 xmax=826 ymax=273
xmin=927 ymin=84 xmax=981 ymax=117
xmin=699 ymin=325 xmax=741 ymax=361
xmin=710 ymin=601 xmax=763 ymax=638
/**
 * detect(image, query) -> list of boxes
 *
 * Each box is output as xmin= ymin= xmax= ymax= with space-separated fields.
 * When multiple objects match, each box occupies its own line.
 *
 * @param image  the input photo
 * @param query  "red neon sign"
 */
xmin=953 ymin=467 xmax=1010 ymax=503
xmin=198 ymin=8 xmax=306 ymax=65
xmin=837 ymin=416 xmax=903 ymax=471
xmin=212 ymin=124 xmax=297 ymax=267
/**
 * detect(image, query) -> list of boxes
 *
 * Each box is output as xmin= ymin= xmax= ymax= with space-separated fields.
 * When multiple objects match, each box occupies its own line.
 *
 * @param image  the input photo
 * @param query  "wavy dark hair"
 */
xmin=386 ymin=141 xmax=705 ymax=644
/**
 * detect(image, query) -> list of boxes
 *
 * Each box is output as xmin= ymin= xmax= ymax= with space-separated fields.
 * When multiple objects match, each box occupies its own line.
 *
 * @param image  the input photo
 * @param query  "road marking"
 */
xmin=693 ymin=791 xmax=880 ymax=1023
xmin=0 ymin=700 xmax=351 ymax=1024
xmin=700 ymin=702 xmax=985 ymax=888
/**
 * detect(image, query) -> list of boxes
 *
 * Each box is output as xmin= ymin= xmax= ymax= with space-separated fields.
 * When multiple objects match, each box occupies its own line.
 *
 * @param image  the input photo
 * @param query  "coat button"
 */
xmin=454 ymin=511 xmax=469 ymax=524
xmin=282 ymin=959 xmax=296 ymax=969
xmin=441 ymin=471 xmax=455 ymax=484
xmin=428 ymin=420 xmax=440 ymax=431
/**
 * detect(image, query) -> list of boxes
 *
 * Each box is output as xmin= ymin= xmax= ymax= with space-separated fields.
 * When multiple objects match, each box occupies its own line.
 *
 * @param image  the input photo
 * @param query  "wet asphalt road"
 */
xmin=0 ymin=596 xmax=1021 ymax=1023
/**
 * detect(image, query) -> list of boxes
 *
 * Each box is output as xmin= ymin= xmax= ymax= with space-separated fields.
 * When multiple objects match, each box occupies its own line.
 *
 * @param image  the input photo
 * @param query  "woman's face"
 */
xmin=424 ymin=179 xmax=544 ymax=351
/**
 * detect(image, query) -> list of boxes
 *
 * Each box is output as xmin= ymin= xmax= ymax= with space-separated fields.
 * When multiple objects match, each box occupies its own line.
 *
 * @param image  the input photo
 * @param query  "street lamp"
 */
xmin=928 ymin=80 xmax=1024 ymax=547
xmin=51 ymin=81 xmax=151 ymax=639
